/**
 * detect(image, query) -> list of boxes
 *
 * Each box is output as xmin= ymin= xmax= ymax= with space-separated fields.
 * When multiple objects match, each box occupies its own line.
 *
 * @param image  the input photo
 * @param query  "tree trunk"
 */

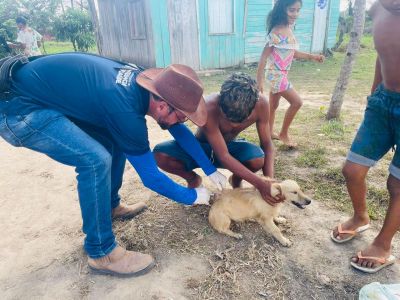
xmin=331 ymin=17 xmax=346 ymax=51
xmin=87 ymin=0 xmax=103 ymax=55
xmin=60 ymin=0 xmax=65 ymax=14
xmin=326 ymin=0 xmax=366 ymax=120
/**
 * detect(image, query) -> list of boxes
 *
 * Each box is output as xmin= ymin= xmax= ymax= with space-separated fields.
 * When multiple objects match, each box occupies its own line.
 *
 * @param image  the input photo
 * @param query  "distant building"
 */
xmin=94 ymin=0 xmax=340 ymax=70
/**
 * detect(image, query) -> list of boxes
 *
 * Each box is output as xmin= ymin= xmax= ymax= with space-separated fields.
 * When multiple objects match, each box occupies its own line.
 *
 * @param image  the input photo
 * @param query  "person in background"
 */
xmin=7 ymin=16 xmax=42 ymax=57
xmin=256 ymin=0 xmax=324 ymax=148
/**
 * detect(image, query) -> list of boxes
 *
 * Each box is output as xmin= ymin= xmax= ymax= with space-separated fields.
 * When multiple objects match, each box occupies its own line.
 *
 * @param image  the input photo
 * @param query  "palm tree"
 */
xmin=326 ymin=0 xmax=366 ymax=120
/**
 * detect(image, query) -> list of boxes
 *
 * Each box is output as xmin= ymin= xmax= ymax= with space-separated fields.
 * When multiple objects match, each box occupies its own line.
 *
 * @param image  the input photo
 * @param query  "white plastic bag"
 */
xmin=359 ymin=282 xmax=400 ymax=300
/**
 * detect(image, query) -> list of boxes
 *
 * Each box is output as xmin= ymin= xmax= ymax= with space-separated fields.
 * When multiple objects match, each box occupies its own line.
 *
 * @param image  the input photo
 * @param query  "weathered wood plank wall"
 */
xmin=244 ymin=0 xmax=272 ymax=64
xmin=97 ymin=0 xmax=155 ymax=67
xmin=167 ymin=0 xmax=200 ymax=69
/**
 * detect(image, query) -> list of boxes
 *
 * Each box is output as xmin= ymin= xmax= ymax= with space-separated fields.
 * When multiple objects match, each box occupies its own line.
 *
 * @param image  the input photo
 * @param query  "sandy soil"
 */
xmin=0 ymin=114 xmax=399 ymax=299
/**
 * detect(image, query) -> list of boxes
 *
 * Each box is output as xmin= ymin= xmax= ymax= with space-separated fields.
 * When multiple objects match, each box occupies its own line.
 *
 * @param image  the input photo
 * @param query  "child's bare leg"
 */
xmin=230 ymin=157 xmax=264 ymax=188
xmin=351 ymin=174 xmax=400 ymax=269
xmin=269 ymin=91 xmax=281 ymax=140
xmin=154 ymin=152 xmax=202 ymax=188
xmin=279 ymin=88 xmax=303 ymax=147
xmin=332 ymin=161 xmax=370 ymax=240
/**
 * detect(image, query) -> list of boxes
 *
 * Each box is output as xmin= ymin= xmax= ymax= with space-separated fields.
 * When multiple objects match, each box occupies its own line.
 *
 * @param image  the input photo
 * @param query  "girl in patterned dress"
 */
xmin=256 ymin=0 xmax=324 ymax=147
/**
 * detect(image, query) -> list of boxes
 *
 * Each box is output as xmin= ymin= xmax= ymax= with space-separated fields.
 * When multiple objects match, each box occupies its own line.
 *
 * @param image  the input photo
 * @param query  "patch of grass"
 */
xmin=311 ymin=169 xmax=351 ymax=211
xmin=43 ymin=41 xmax=75 ymax=54
xmin=366 ymin=186 xmax=389 ymax=220
xmin=42 ymin=41 xmax=98 ymax=55
xmin=323 ymin=167 xmax=346 ymax=185
xmin=320 ymin=119 xmax=345 ymax=140
xmin=295 ymin=147 xmax=327 ymax=168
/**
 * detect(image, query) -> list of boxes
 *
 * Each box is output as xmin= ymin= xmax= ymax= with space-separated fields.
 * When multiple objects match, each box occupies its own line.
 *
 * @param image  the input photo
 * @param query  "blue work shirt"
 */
xmin=10 ymin=52 xmax=150 ymax=155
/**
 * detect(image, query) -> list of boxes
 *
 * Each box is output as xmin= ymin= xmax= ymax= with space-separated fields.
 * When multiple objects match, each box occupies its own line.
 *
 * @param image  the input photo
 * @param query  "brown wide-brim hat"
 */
xmin=136 ymin=64 xmax=207 ymax=126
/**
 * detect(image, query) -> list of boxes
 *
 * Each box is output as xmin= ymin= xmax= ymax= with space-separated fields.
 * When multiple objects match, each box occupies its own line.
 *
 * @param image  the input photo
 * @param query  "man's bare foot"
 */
xmin=332 ymin=216 xmax=370 ymax=241
xmin=186 ymin=172 xmax=202 ymax=188
xmin=351 ymin=242 xmax=392 ymax=270
xmin=228 ymin=174 xmax=243 ymax=188
xmin=271 ymin=133 xmax=280 ymax=140
xmin=279 ymin=134 xmax=298 ymax=148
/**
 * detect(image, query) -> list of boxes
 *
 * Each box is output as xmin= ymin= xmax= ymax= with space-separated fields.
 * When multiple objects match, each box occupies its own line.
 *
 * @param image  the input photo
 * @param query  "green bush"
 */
xmin=53 ymin=8 xmax=95 ymax=52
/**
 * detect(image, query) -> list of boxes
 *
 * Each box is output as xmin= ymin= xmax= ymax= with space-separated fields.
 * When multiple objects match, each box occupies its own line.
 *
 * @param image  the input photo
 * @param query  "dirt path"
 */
xmin=0 ymin=115 xmax=399 ymax=299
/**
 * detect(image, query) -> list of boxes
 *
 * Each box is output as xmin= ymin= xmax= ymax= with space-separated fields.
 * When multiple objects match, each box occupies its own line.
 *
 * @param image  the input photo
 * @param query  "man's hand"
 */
xmin=193 ymin=187 xmax=211 ymax=205
xmin=256 ymin=179 xmax=285 ymax=206
xmin=208 ymin=170 xmax=227 ymax=191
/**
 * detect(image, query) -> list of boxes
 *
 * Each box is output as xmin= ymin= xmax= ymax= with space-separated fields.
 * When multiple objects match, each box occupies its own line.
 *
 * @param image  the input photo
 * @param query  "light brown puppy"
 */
xmin=209 ymin=179 xmax=312 ymax=246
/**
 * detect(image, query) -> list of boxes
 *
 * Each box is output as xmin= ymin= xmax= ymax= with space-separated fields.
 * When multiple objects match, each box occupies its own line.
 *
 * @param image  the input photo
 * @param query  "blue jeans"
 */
xmin=153 ymin=138 xmax=264 ymax=171
xmin=0 ymin=103 xmax=125 ymax=258
xmin=347 ymin=84 xmax=400 ymax=179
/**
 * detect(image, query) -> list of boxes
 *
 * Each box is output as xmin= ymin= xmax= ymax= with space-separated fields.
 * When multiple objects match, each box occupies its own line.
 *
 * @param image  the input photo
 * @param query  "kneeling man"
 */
xmin=155 ymin=73 xmax=281 ymax=205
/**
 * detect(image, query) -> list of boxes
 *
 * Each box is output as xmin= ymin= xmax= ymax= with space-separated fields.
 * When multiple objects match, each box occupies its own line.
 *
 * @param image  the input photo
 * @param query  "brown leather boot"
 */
xmin=112 ymin=202 xmax=148 ymax=221
xmin=88 ymin=246 xmax=155 ymax=277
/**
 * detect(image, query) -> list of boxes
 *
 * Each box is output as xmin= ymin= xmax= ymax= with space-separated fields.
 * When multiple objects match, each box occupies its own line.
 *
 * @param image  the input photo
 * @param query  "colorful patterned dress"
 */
xmin=264 ymin=30 xmax=299 ymax=94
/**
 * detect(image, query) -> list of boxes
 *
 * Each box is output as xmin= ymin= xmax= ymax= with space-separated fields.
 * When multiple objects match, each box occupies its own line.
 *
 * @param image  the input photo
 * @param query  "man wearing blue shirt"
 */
xmin=0 ymin=53 xmax=226 ymax=277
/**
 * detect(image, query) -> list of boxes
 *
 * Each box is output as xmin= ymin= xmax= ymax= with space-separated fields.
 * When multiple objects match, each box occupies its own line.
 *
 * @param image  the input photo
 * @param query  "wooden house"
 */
xmin=94 ymin=0 xmax=340 ymax=70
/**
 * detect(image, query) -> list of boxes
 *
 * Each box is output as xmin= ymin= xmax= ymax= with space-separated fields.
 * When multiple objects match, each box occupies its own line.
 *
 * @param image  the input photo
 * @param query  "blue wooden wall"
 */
xmin=148 ymin=0 xmax=340 ymax=69
xmin=149 ymin=0 xmax=172 ymax=67
xmin=197 ymin=0 xmax=245 ymax=69
xmin=294 ymin=0 xmax=315 ymax=52
xmin=244 ymin=0 xmax=273 ymax=64
xmin=327 ymin=0 xmax=340 ymax=48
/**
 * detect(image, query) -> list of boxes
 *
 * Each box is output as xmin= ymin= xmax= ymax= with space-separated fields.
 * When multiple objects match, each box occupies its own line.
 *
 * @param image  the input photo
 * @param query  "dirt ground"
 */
xmin=0 ymin=108 xmax=399 ymax=299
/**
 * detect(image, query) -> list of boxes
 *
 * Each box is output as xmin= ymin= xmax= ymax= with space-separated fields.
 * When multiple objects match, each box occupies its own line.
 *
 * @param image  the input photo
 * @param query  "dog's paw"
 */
xmin=274 ymin=216 xmax=287 ymax=224
xmin=233 ymin=233 xmax=243 ymax=239
xmin=280 ymin=238 xmax=292 ymax=247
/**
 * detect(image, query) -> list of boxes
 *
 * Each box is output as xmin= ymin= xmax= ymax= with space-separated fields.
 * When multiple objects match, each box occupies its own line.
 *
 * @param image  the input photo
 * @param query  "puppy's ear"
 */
xmin=271 ymin=183 xmax=282 ymax=197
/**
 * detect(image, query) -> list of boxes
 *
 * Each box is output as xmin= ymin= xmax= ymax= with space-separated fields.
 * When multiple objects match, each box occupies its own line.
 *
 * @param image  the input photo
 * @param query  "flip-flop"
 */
xmin=330 ymin=223 xmax=370 ymax=243
xmin=350 ymin=251 xmax=396 ymax=274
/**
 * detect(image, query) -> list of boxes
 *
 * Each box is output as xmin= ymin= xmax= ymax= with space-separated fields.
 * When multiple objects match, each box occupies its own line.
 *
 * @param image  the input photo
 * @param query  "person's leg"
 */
xmin=269 ymin=91 xmax=281 ymax=140
xmin=332 ymin=87 xmax=392 ymax=242
xmin=351 ymin=174 xmax=400 ymax=269
xmin=73 ymin=123 xmax=146 ymax=220
xmin=71 ymin=121 xmax=126 ymax=210
xmin=154 ymin=140 xmax=205 ymax=188
xmin=224 ymin=140 xmax=264 ymax=188
xmin=332 ymin=161 xmax=370 ymax=240
xmin=278 ymin=88 xmax=303 ymax=147
xmin=0 ymin=109 xmax=116 ymax=258
xmin=351 ymin=95 xmax=400 ymax=268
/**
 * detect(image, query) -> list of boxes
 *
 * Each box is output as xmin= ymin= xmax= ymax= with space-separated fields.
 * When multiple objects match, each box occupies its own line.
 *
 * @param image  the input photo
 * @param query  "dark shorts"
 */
xmin=153 ymin=138 xmax=264 ymax=171
xmin=347 ymin=84 xmax=400 ymax=179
